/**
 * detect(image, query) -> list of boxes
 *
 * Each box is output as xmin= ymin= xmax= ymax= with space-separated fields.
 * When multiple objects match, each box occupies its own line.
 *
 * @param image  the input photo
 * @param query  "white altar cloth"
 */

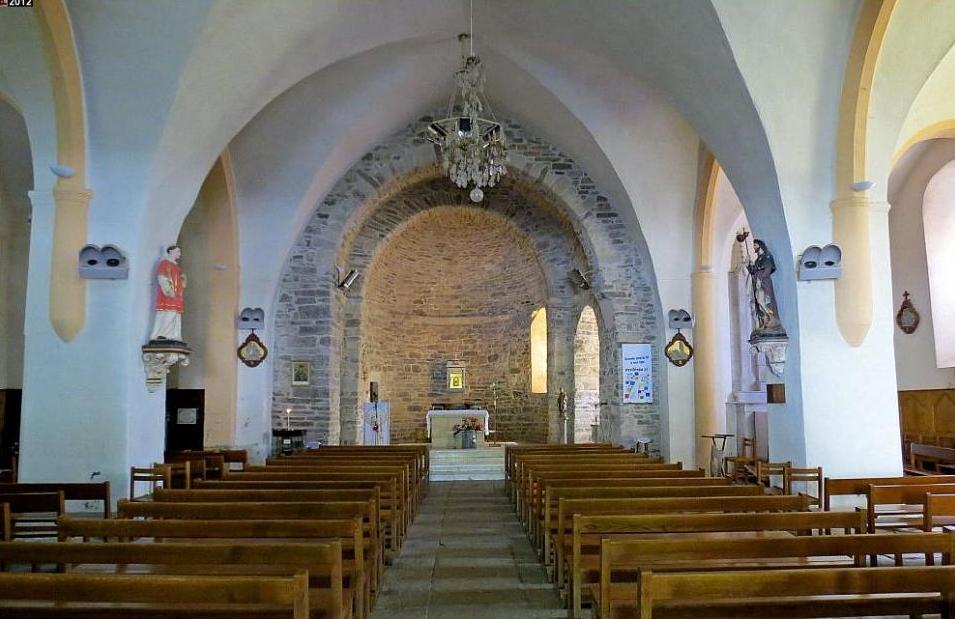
xmin=426 ymin=410 xmax=490 ymax=449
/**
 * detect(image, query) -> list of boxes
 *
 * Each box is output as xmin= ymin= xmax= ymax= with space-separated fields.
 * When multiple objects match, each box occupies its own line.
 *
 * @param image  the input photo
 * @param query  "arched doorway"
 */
xmin=0 ymin=97 xmax=33 ymax=478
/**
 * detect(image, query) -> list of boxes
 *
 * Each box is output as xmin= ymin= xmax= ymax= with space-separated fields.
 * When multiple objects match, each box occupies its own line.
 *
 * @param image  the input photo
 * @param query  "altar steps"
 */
xmin=429 ymin=447 xmax=505 ymax=481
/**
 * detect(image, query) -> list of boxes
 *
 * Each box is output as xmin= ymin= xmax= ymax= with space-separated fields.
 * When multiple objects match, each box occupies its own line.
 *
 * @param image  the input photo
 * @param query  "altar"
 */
xmin=426 ymin=409 xmax=490 ymax=449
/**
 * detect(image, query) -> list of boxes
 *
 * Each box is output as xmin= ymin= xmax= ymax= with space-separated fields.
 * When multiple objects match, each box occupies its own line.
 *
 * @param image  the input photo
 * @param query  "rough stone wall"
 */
xmin=361 ymin=207 xmax=548 ymax=442
xmin=574 ymin=305 xmax=600 ymax=442
xmin=273 ymin=115 xmax=663 ymax=449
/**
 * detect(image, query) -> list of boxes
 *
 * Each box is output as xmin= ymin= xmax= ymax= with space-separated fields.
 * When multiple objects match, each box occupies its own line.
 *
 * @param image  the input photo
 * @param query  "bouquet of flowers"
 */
xmin=452 ymin=416 xmax=483 ymax=435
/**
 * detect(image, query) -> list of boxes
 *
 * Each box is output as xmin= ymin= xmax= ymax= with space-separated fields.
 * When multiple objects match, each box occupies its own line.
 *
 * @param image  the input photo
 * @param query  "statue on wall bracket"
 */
xmin=142 ymin=245 xmax=191 ymax=392
xmin=738 ymin=232 xmax=789 ymax=379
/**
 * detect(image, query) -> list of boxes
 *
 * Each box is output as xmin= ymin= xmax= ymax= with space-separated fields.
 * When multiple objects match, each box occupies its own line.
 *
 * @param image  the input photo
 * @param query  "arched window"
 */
xmin=574 ymin=306 xmax=599 ymax=442
xmin=530 ymin=307 xmax=548 ymax=393
xmin=924 ymin=160 xmax=955 ymax=368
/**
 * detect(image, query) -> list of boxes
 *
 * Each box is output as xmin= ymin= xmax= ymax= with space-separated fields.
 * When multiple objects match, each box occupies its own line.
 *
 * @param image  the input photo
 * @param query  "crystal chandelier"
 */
xmin=428 ymin=29 xmax=508 ymax=203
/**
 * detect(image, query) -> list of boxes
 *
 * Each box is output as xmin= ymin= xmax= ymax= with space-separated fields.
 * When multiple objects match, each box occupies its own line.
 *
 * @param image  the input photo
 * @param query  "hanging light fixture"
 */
xmin=427 ymin=1 xmax=507 ymax=202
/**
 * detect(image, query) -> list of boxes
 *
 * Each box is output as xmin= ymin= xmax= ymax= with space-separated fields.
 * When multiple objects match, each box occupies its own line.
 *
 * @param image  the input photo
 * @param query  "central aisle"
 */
xmin=371 ymin=481 xmax=564 ymax=619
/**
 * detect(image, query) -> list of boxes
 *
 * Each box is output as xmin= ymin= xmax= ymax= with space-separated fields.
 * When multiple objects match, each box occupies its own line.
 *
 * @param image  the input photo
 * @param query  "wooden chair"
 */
xmin=755 ymin=460 xmax=789 ymax=492
xmin=130 ymin=465 xmax=172 ymax=500
xmin=784 ymin=465 xmax=823 ymax=507
xmin=724 ymin=436 xmax=757 ymax=482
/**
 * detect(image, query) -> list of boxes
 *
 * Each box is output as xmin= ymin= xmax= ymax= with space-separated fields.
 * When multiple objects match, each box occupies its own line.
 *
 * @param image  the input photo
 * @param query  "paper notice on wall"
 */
xmin=621 ymin=343 xmax=653 ymax=404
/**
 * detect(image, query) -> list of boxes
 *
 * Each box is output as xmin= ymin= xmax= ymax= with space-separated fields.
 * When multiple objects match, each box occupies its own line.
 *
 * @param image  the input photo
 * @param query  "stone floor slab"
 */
xmin=370 ymin=480 xmax=563 ymax=619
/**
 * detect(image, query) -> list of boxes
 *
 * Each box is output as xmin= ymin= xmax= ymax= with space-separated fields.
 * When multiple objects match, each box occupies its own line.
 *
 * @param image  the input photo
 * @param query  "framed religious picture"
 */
xmin=291 ymin=361 xmax=310 ymax=385
xmin=664 ymin=332 xmax=694 ymax=367
xmin=448 ymin=366 xmax=465 ymax=390
xmin=237 ymin=331 xmax=268 ymax=367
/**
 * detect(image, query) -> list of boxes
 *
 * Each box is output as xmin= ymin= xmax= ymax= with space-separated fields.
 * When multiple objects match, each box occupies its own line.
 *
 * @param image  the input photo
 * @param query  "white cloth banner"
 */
xmin=621 ymin=343 xmax=653 ymax=403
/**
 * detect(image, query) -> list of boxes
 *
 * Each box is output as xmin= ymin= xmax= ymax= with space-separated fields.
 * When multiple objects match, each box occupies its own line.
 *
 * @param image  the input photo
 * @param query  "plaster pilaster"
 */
xmin=691 ymin=268 xmax=721 ymax=469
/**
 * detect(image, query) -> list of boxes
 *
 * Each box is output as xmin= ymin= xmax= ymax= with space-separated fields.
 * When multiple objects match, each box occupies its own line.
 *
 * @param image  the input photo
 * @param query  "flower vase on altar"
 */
xmin=452 ymin=416 xmax=482 ymax=449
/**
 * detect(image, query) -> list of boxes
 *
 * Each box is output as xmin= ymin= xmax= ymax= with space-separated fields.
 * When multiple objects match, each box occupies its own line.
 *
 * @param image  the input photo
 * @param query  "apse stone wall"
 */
xmin=273 ymin=115 xmax=663 ymax=449
xmin=361 ymin=207 xmax=548 ymax=442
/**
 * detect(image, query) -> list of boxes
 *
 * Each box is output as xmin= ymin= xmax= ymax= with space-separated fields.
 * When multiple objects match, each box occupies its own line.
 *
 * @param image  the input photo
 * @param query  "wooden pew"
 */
xmin=568 ymin=510 xmax=865 ymax=619
xmin=59 ymin=517 xmax=367 ymax=619
xmin=0 ymin=540 xmax=346 ymax=619
xmin=909 ymin=442 xmax=955 ymax=474
xmin=516 ymin=455 xmax=667 ymax=509
xmin=222 ymin=471 xmax=406 ymax=549
xmin=823 ymin=473 xmax=955 ymax=510
xmin=152 ymin=487 xmax=391 ymax=570
xmin=865 ymin=482 xmax=955 ymax=532
xmin=637 ymin=565 xmax=955 ymax=619
xmin=533 ymin=478 xmax=735 ymax=546
xmin=599 ymin=532 xmax=953 ymax=619
xmin=537 ymin=485 xmax=762 ymax=563
xmin=519 ymin=466 xmax=698 ymax=526
xmin=0 ymin=481 xmax=111 ymax=517
xmin=193 ymin=478 xmax=403 ymax=553
xmin=506 ymin=446 xmax=628 ymax=500
xmin=265 ymin=457 xmax=422 ymax=512
xmin=117 ymin=499 xmax=382 ymax=598
xmin=0 ymin=491 xmax=64 ymax=539
xmin=562 ymin=495 xmax=811 ymax=618
xmin=0 ymin=571 xmax=310 ymax=619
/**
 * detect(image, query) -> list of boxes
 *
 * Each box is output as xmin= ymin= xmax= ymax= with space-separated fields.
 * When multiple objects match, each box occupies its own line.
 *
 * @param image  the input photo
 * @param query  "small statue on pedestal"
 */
xmin=738 ymin=232 xmax=789 ymax=378
xmin=142 ymin=245 xmax=191 ymax=392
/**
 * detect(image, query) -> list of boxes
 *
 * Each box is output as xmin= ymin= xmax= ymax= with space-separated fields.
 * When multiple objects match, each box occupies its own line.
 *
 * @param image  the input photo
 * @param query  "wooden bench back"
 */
xmin=824 ymin=474 xmax=955 ymax=509
xmin=639 ymin=565 xmax=955 ymax=619
xmin=924 ymin=492 xmax=955 ymax=531
xmin=0 ymin=503 xmax=8 ymax=542
xmin=866 ymin=483 xmax=955 ymax=531
xmin=153 ymin=488 xmax=379 ymax=503
xmin=0 ymin=540 xmax=341 ymax=618
xmin=602 ymin=532 xmax=953 ymax=619
xmin=0 ymin=571 xmax=309 ymax=619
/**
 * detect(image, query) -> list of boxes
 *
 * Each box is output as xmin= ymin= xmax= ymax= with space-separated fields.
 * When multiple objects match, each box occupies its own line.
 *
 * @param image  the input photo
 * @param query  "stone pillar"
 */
xmin=691 ymin=268 xmax=721 ymax=469
xmin=547 ymin=303 xmax=576 ymax=444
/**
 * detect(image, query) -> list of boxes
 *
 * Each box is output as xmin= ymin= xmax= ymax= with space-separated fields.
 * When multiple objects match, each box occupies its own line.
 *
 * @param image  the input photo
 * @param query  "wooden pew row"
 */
xmin=0 ymin=491 xmax=64 ymax=539
xmin=59 ymin=517 xmax=368 ymax=619
xmin=908 ymin=442 xmax=955 ymax=475
xmin=519 ymin=465 xmax=694 ymax=527
xmin=865 ymin=482 xmax=955 ymax=532
xmin=505 ymin=445 xmax=626 ymax=501
xmin=924 ymin=492 xmax=955 ymax=531
xmin=598 ymin=531 xmax=954 ymax=619
xmin=192 ymin=479 xmax=402 ymax=554
xmin=0 ymin=572 xmax=310 ymax=619
xmin=287 ymin=445 xmax=429 ymax=480
xmin=637 ymin=565 xmax=955 ymax=619
xmin=562 ymin=495 xmax=812 ymax=618
xmin=571 ymin=510 xmax=867 ymax=619
xmin=0 ymin=481 xmax=111 ymax=517
xmin=823 ymin=473 xmax=955 ymax=510
xmin=515 ymin=454 xmax=664 ymax=513
xmin=116 ymin=499 xmax=382 ymax=601
xmin=0 ymin=541 xmax=346 ymax=619
xmin=220 ymin=472 xmax=406 ymax=550
xmin=263 ymin=457 xmax=423 ymax=514
xmin=275 ymin=448 xmax=428 ymax=493
xmin=536 ymin=477 xmax=731 ymax=556
xmin=241 ymin=464 xmax=413 ymax=525
xmin=537 ymin=485 xmax=762 ymax=563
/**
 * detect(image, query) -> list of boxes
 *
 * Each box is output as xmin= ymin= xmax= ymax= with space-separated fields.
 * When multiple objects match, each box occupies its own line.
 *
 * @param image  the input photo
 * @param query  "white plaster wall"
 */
xmin=715 ymin=0 xmax=903 ymax=476
xmin=897 ymin=44 xmax=955 ymax=149
xmin=889 ymin=140 xmax=955 ymax=390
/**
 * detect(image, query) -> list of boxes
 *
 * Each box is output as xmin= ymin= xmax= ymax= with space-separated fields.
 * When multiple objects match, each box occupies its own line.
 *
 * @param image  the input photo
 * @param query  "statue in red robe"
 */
xmin=149 ymin=245 xmax=187 ymax=342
